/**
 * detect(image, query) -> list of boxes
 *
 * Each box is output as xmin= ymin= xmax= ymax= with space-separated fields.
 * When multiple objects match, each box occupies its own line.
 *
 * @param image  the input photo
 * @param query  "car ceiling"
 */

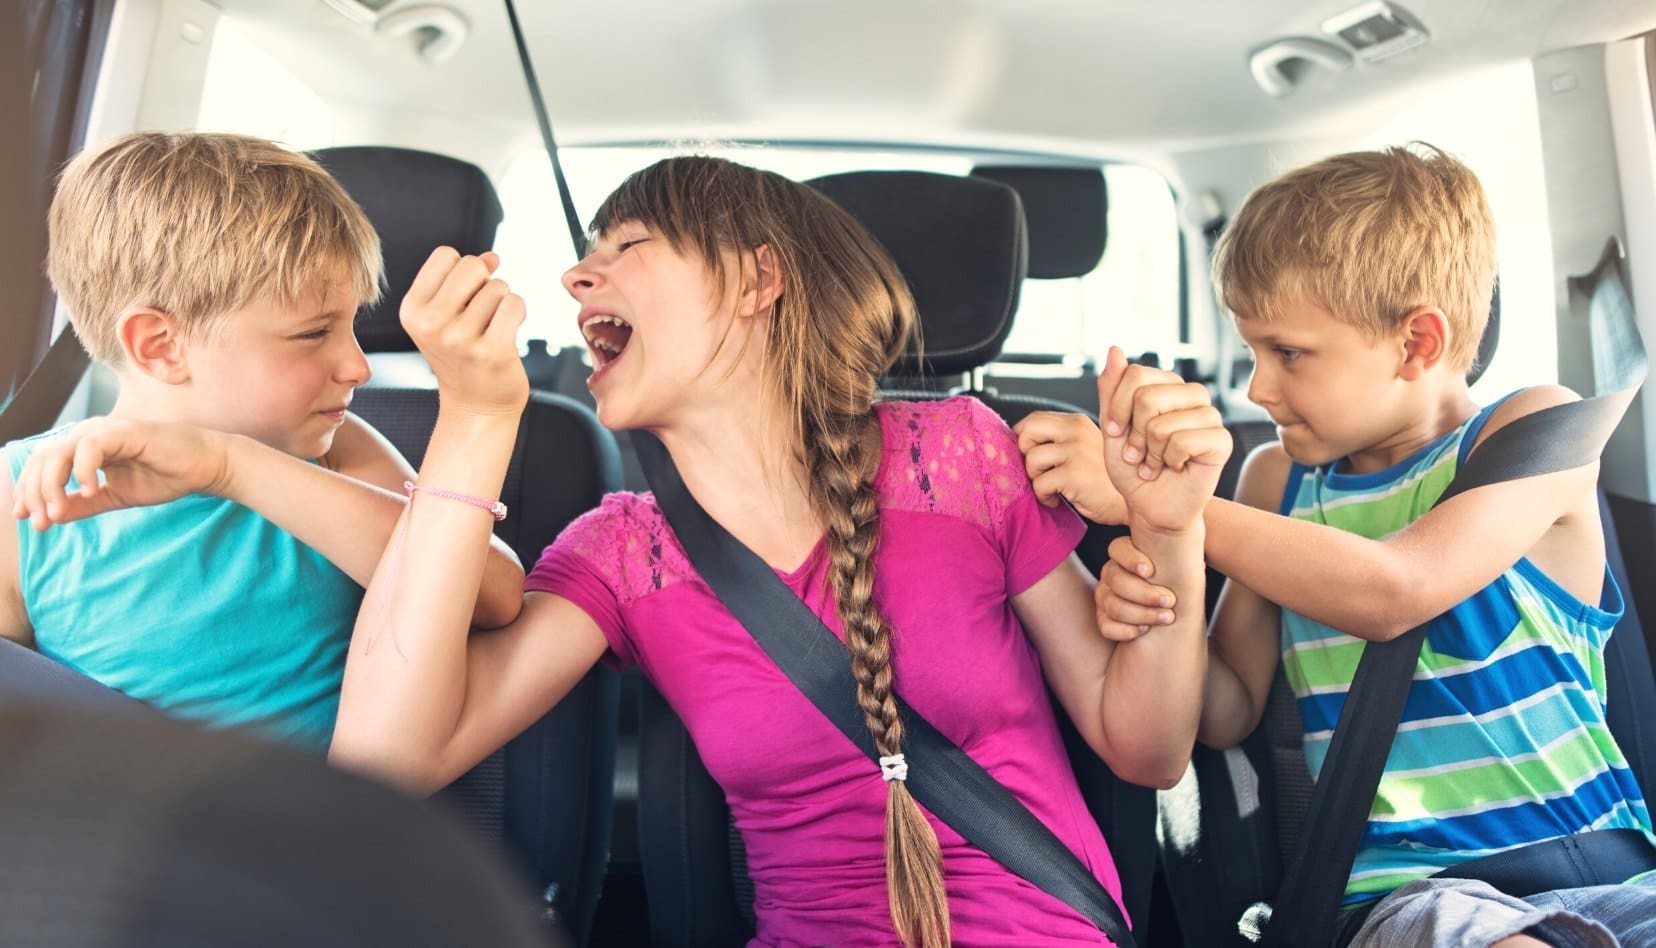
xmin=216 ymin=0 xmax=1656 ymax=155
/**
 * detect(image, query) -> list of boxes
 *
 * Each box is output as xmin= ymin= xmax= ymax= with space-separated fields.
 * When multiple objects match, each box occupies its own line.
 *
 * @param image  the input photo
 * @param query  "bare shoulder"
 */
xmin=0 ymin=460 xmax=34 ymax=647
xmin=1474 ymin=385 xmax=1582 ymax=450
xmin=1233 ymin=440 xmax=1293 ymax=511
xmin=320 ymin=412 xmax=417 ymax=491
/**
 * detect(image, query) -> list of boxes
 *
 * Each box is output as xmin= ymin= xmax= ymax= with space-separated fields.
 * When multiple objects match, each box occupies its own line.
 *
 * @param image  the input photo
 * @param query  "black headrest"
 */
xmin=808 ymin=171 xmax=1026 ymax=376
xmin=970 ymin=165 xmax=1108 ymax=279
xmin=311 ymin=146 xmax=504 ymax=353
xmin=1468 ymin=280 xmax=1500 ymax=387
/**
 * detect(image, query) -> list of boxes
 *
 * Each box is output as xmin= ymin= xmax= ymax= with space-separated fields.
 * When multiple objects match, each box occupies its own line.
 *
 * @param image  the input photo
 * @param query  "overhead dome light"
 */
xmin=1322 ymin=1 xmax=1431 ymax=64
xmin=1247 ymin=37 xmax=1353 ymax=98
xmin=320 ymin=0 xmax=469 ymax=66
xmin=376 ymin=5 xmax=469 ymax=65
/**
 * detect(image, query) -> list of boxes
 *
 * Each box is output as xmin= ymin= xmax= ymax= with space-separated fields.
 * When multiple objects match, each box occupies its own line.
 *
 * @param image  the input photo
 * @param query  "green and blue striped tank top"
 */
xmin=1277 ymin=396 xmax=1652 ymax=906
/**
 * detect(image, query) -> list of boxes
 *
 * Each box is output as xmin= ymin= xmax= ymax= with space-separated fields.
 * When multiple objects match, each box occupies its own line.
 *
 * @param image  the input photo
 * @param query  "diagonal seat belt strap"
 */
xmin=633 ymin=429 xmax=1138 ymax=948
xmin=0 ymin=328 xmax=89 ymax=442
xmin=1265 ymin=240 xmax=1649 ymax=947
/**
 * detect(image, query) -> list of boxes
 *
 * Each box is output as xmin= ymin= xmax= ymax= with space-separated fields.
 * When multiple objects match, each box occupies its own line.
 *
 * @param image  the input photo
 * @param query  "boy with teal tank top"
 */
xmin=2 ymin=132 xmax=526 ymax=753
xmin=1016 ymin=144 xmax=1655 ymax=946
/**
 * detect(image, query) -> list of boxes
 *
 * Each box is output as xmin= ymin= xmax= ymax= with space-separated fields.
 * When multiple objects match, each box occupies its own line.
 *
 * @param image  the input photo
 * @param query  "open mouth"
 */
xmin=580 ymin=313 xmax=634 ymax=371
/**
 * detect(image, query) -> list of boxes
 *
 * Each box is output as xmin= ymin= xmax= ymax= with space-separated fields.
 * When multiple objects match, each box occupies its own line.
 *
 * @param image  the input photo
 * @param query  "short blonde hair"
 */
xmin=47 ymin=131 xmax=383 ymax=364
xmin=1212 ymin=143 xmax=1497 ymax=370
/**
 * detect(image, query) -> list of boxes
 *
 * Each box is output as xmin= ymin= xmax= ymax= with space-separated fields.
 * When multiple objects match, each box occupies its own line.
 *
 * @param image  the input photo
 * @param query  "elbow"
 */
xmin=1348 ymin=562 xmax=1417 ymax=642
xmin=1197 ymin=720 xmax=1244 ymax=752
xmin=328 ymin=734 xmax=447 ymax=798
xmin=1098 ymin=738 xmax=1193 ymax=791
xmin=472 ymin=592 xmax=525 ymax=631
xmin=1120 ymin=754 xmax=1191 ymax=791
xmin=473 ymin=572 xmax=527 ymax=630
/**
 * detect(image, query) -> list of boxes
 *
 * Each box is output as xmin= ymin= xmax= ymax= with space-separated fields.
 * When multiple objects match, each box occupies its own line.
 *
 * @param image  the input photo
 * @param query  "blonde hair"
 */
xmin=591 ymin=157 xmax=950 ymax=948
xmin=47 ymin=131 xmax=382 ymax=364
xmin=1212 ymin=143 xmax=1497 ymax=369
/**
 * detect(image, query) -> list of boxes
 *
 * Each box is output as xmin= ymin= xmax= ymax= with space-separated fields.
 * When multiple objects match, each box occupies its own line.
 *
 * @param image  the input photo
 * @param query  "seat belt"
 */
xmin=632 ymin=429 xmax=1138 ymax=948
xmin=502 ymin=0 xmax=585 ymax=259
xmin=0 ymin=328 xmax=89 ymax=442
xmin=1261 ymin=240 xmax=1650 ymax=947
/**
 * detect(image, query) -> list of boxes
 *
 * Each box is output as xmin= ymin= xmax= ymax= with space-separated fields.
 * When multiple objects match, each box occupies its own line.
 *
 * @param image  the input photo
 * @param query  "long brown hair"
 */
xmin=591 ymin=157 xmax=948 ymax=947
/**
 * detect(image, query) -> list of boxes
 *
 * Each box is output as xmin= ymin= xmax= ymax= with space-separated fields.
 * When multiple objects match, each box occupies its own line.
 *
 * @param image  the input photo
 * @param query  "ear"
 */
xmin=1397 ymin=305 xmax=1451 ymax=381
xmin=116 ymin=306 xmax=192 ymax=384
xmin=737 ymin=244 xmax=784 ymax=319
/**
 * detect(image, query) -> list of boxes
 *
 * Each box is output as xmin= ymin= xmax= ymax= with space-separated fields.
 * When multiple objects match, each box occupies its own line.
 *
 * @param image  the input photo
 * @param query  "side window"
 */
xmin=1361 ymin=60 xmax=1556 ymax=400
xmin=196 ymin=17 xmax=334 ymax=149
xmin=1219 ymin=61 xmax=1555 ymax=405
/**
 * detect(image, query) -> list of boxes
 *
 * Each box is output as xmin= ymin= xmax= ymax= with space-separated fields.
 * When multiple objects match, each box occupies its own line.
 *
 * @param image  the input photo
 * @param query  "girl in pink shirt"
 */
xmin=331 ymin=156 xmax=1226 ymax=947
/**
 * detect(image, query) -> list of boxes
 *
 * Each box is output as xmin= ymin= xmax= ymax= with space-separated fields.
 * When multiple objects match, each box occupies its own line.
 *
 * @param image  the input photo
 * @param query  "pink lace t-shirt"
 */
xmin=526 ymin=396 xmax=1124 ymax=947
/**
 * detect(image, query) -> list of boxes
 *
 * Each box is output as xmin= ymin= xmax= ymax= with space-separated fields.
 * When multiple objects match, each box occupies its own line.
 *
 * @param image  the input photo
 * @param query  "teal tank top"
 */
xmin=4 ymin=428 xmax=363 ymax=752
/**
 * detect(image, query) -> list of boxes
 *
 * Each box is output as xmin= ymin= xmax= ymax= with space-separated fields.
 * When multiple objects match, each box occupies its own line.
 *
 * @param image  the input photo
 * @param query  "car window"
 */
xmin=499 ymin=145 xmax=1184 ymax=369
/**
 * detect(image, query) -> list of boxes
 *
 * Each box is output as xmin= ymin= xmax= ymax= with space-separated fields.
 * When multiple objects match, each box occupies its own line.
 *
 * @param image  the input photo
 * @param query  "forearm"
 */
xmin=1098 ymin=521 xmax=1207 ymax=788
xmin=217 ymin=434 xmax=523 ymax=627
xmin=1198 ymin=646 xmax=1261 ymax=749
xmin=330 ymin=409 xmax=520 ymax=783
xmin=1203 ymin=498 xmax=1413 ymax=640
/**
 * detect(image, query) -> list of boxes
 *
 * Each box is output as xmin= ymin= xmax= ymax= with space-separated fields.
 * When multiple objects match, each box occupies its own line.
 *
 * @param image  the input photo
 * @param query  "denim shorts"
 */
xmin=1348 ymin=875 xmax=1656 ymax=947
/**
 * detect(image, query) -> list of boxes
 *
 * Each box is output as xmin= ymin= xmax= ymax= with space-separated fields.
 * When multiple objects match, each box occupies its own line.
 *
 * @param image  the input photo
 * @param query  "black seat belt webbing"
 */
xmin=502 ymin=0 xmax=586 ymax=259
xmin=1265 ymin=241 xmax=1649 ymax=947
xmin=632 ymin=429 xmax=1138 ymax=948
xmin=0 ymin=328 xmax=89 ymax=442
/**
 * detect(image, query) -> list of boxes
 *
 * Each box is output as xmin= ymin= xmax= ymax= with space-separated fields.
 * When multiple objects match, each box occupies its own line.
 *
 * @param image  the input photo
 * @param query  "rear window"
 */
xmin=498 ymin=146 xmax=1185 ymax=370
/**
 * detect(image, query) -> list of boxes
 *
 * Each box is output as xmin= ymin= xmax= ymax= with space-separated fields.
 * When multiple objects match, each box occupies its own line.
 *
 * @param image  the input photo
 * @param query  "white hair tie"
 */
xmin=879 ymin=753 xmax=908 ymax=782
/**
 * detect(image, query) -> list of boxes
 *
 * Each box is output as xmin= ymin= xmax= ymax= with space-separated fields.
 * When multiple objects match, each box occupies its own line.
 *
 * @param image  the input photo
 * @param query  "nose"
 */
xmin=1245 ymin=357 xmax=1274 ymax=408
xmin=561 ymin=256 xmax=602 ymax=300
xmin=338 ymin=330 xmax=372 ymax=387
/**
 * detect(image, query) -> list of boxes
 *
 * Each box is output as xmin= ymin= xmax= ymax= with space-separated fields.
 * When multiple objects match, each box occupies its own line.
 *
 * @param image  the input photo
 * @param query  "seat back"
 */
xmin=632 ymin=168 xmax=1160 ymax=944
xmin=314 ymin=145 xmax=623 ymax=946
xmin=0 ymin=701 xmax=560 ymax=948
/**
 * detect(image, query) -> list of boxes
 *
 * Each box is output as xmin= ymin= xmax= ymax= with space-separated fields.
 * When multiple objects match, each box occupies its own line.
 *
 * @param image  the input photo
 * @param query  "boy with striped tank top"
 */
xmin=3 ymin=132 xmax=525 ymax=751
xmin=1017 ymin=144 xmax=1655 ymax=946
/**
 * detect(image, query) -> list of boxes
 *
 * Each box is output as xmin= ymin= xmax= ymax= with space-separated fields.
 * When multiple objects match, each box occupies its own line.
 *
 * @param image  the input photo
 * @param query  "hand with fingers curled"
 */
xmin=400 ymin=247 xmax=531 ymax=418
xmin=1013 ymin=409 xmax=1126 ymax=525
xmin=1095 ymin=346 xmax=1232 ymax=537
xmin=1091 ymin=534 xmax=1183 ymax=642
xmin=9 ymin=417 xmax=230 ymax=531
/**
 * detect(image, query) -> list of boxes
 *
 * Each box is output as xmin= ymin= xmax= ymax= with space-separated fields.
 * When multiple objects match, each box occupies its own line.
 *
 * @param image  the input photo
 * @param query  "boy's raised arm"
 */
xmin=1109 ymin=380 xmax=1606 ymax=642
xmin=221 ymin=412 xmax=527 ymax=629
xmin=9 ymin=414 xmax=526 ymax=631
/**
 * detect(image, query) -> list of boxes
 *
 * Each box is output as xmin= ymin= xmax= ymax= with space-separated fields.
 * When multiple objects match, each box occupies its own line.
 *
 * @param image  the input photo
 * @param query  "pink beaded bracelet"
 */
xmin=403 ymin=480 xmax=508 ymax=521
